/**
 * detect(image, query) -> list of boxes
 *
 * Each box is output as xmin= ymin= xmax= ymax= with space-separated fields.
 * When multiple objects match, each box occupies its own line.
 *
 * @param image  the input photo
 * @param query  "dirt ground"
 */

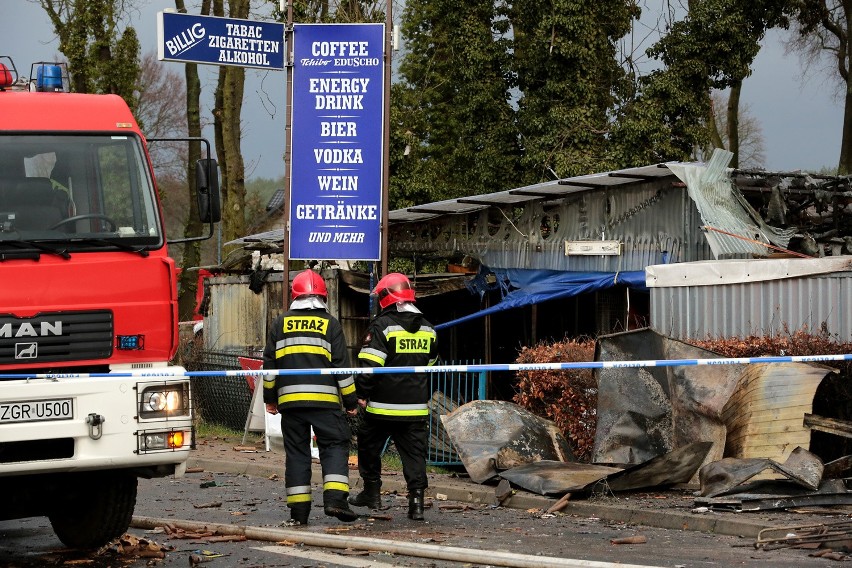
xmin=192 ymin=432 xmax=283 ymax=466
xmin=190 ymin=432 xmax=852 ymax=532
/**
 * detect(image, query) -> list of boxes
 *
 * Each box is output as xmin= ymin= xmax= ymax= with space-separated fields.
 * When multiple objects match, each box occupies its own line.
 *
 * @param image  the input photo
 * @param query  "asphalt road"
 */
xmin=0 ymin=467 xmax=847 ymax=568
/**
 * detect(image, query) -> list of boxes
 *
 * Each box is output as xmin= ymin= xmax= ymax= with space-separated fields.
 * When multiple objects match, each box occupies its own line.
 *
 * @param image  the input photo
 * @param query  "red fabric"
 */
xmin=238 ymin=356 xmax=263 ymax=392
xmin=193 ymin=269 xmax=212 ymax=320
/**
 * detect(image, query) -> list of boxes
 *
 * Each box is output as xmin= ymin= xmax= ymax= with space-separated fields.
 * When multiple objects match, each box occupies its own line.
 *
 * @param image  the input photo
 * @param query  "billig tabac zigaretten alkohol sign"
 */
xmin=289 ymin=23 xmax=385 ymax=261
xmin=157 ymin=11 xmax=285 ymax=69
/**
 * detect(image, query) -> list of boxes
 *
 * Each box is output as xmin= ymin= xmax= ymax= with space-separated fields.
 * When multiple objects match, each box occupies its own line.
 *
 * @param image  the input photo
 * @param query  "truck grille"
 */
xmin=0 ymin=311 xmax=113 ymax=365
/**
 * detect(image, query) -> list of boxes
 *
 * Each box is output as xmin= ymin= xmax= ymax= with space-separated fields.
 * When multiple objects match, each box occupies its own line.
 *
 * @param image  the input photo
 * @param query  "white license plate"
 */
xmin=0 ymin=399 xmax=73 ymax=424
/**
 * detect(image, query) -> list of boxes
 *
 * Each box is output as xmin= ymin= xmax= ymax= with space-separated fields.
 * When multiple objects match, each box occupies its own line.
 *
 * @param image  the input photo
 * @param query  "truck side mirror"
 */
xmin=195 ymin=158 xmax=221 ymax=223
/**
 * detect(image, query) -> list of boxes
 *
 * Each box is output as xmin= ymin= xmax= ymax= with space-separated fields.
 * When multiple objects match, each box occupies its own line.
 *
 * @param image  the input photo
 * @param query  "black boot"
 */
xmin=324 ymin=500 xmax=358 ymax=522
xmin=283 ymin=503 xmax=310 ymax=526
xmin=348 ymin=480 xmax=382 ymax=509
xmin=408 ymin=489 xmax=425 ymax=521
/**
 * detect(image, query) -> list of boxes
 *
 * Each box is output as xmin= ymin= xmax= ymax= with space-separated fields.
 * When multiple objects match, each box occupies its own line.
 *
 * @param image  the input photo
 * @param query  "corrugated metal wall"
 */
xmin=203 ymin=273 xmax=283 ymax=353
xmin=202 ymin=269 xmax=368 ymax=358
xmin=651 ymin=272 xmax=852 ymax=341
xmin=389 ymin=180 xmax=715 ymax=272
xmin=480 ymin=182 xmax=714 ymax=271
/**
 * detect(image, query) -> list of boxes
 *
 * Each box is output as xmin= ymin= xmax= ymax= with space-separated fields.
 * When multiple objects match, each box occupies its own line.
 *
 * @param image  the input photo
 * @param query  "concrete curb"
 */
xmin=187 ymin=457 xmax=771 ymax=539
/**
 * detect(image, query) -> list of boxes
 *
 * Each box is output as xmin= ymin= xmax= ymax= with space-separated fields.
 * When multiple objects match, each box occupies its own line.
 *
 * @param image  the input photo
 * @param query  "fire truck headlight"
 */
xmin=139 ymin=384 xmax=188 ymax=418
xmin=140 ymin=430 xmax=188 ymax=451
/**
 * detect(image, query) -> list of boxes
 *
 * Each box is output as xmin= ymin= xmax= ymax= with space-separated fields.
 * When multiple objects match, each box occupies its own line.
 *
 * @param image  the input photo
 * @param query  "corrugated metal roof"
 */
xmin=227 ymin=162 xmax=682 ymax=247
xmin=389 ymin=163 xmax=679 ymax=223
xmin=227 ymin=228 xmax=284 ymax=247
xmin=668 ymin=151 xmax=796 ymax=259
xmin=265 ymin=189 xmax=285 ymax=212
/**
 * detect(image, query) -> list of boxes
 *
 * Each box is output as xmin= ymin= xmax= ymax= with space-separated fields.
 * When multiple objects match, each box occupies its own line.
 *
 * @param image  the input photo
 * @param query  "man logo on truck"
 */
xmin=15 ymin=343 xmax=37 ymax=359
xmin=0 ymin=321 xmax=62 ymax=337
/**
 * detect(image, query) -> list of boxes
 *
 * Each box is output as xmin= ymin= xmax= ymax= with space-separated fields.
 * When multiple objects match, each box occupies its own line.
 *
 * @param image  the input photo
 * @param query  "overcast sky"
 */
xmin=4 ymin=1 xmax=845 ymax=180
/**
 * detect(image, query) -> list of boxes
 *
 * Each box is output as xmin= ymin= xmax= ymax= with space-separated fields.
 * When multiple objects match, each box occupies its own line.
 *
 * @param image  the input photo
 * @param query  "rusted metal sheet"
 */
xmin=496 ymin=441 xmax=711 ymax=496
xmin=204 ymin=269 xmax=364 ymax=357
xmin=441 ymin=399 xmax=575 ymax=484
xmin=696 ymin=479 xmax=851 ymax=512
xmin=722 ymin=364 xmax=836 ymax=463
xmin=605 ymin=441 xmax=713 ymax=492
xmin=593 ymin=329 xmax=743 ymax=474
xmin=498 ymin=460 xmax=622 ymax=496
xmin=593 ymin=329 xmax=836 ymax=482
xmin=699 ymin=447 xmax=823 ymax=498
xmin=204 ymin=274 xmax=272 ymax=352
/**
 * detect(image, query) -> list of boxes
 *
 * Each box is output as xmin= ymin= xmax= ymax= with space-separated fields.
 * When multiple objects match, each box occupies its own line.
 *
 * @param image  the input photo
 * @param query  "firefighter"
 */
xmin=263 ymin=269 xmax=359 ymax=526
xmin=349 ymin=273 xmax=439 ymax=521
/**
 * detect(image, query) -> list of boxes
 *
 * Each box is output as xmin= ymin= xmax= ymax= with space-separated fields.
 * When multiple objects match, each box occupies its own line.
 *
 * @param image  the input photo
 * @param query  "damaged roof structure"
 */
xmin=381 ymin=150 xmax=852 ymax=336
xmin=218 ymin=150 xmax=852 ymax=363
xmin=386 ymin=150 xmax=852 ymax=516
xmin=201 ymin=152 xmax=852 ymax=519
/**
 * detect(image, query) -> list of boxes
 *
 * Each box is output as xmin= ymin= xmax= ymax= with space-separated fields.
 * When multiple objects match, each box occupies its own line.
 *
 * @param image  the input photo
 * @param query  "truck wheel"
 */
xmin=48 ymin=472 xmax=138 ymax=549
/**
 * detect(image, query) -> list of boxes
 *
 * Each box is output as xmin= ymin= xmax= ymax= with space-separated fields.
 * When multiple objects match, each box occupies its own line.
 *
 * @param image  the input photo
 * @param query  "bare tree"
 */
xmin=137 ymin=52 xmax=187 ymax=178
xmin=136 ymin=52 xmax=193 ymax=266
xmin=697 ymin=91 xmax=766 ymax=169
xmin=787 ymin=0 xmax=852 ymax=173
xmin=175 ymin=0 xmax=211 ymax=322
xmin=213 ymin=0 xmax=249 ymax=248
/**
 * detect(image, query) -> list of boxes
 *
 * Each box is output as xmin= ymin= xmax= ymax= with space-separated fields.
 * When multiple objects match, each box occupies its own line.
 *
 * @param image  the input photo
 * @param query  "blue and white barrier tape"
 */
xmin=5 ymin=352 xmax=852 ymax=380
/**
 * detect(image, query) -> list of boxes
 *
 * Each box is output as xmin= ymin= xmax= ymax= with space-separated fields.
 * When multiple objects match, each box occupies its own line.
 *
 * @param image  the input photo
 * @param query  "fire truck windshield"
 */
xmin=0 ymin=134 xmax=163 ymax=248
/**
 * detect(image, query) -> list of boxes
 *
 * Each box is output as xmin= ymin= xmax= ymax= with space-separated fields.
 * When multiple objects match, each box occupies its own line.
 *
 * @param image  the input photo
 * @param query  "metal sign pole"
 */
xmin=282 ymin=0 xmax=294 ymax=302
xmin=380 ymin=0 xmax=392 ymax=278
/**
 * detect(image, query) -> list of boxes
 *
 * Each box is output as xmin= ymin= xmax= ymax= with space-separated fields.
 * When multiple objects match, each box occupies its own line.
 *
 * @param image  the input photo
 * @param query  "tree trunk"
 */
xmin=210 ymin=0 xmax=248 ymax=249
xmin=175 ymin=0 xmax=209 ymax=322
xmin=833 ymin=0 xmax=852 ymax=173
xmin=841 ymin=88 xmax=852 ymax=174
xmin=726 ymin=80 xmax=741 ymax=169
xmin=221 ymin=64 xmax=247 ymax=244
xmin=215 ymin=0 xmax=248 ymax=246
xmin=708 ymin=96 xmax=724 ymax=150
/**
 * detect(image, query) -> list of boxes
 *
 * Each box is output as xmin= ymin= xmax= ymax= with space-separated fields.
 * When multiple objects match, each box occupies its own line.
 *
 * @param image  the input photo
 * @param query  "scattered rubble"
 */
xmin=439 ymin=329 xmax=852 ymax=523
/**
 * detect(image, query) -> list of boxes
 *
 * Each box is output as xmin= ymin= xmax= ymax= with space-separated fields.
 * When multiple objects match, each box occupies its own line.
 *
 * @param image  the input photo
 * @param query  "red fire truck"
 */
xmin=0 ymin=57 xmax=220 ymax=548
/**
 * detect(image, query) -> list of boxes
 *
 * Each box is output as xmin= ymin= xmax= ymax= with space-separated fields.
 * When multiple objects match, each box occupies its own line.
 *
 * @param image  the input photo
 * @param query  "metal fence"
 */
xmin=189 ymin=350 xmax=486 ymax=466
xmin=188 ymin=350 xmax=256 ymax=432
xmin=427 ymin=361 xmax=486 ymax=466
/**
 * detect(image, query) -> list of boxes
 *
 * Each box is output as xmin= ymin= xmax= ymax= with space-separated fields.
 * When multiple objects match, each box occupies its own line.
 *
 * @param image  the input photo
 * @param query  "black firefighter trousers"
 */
xmin=356 ymin=413 xmax=428 ymax=491
xmin=281 ymin=407 xmax=352 ymax=521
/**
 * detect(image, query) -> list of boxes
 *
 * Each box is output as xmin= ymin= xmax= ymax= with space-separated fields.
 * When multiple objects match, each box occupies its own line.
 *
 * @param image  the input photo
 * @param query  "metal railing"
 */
xmin=188 ymin=351 xmax=485 ymax=465
xmin=426 ymin=361 xmax=486 ymax=466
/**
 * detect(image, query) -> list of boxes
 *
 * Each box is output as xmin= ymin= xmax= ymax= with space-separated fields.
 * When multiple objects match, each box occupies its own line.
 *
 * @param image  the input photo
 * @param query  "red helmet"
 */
xmin=374 ymin=272 xmax=415 ymax=309
xmin=291 ymin=270 xmax=327 ymax=300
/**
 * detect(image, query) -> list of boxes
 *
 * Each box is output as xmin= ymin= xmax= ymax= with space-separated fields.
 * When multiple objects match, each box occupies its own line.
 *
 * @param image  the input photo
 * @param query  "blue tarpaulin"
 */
xmin=435 ymin=267 xmax=647 ymax=330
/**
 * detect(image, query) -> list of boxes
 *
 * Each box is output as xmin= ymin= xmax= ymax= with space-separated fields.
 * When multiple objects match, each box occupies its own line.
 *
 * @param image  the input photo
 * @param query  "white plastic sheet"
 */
xmin=265 ymin=411 xmax=320 ymax=460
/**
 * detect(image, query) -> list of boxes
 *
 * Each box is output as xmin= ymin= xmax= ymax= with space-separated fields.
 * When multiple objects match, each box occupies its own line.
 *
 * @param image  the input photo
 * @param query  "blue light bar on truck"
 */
xmin=36 ymin=65 xmax=63 ymax=91
xmin=29 ymin=62 xmax=68 ymax=92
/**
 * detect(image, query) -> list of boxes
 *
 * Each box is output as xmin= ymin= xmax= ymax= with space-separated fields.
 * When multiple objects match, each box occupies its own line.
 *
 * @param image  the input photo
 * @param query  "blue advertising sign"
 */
xmin=289 ymin=23 xmax=385 ymax=261
xmin=157 ymin=11 xmax=284 ymax=70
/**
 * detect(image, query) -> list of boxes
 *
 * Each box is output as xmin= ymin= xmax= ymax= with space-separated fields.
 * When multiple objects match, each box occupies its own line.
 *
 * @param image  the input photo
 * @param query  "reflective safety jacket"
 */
xmin=356 ymin=309 xmax=439 ymax=420
xmin=262 ymin=307 xmax=357 ymax=411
